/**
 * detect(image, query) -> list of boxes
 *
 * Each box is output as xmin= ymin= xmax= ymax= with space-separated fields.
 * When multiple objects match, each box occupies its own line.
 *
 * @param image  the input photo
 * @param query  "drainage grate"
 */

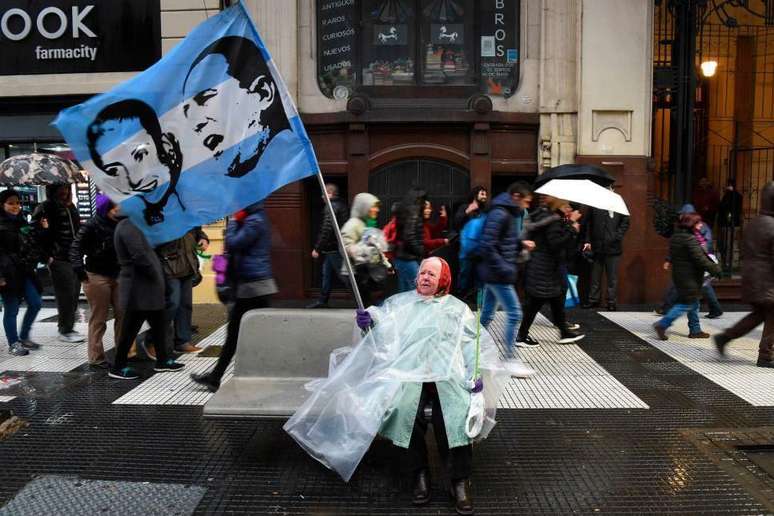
xmin=738 ymin=445 xmax=774 ymax=479
xmin=0 ymin=475 xmax=206 ymax=516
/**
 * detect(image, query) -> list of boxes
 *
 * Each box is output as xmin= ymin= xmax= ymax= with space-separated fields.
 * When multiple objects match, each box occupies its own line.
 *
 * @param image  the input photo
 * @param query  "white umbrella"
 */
xmin=535 ymin=179 xmax=630 ymax=216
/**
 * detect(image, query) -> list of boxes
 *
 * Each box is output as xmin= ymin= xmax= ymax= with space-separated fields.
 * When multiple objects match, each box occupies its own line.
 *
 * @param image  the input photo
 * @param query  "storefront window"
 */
xmin=316 ymin=0 xmax=520 ymax=98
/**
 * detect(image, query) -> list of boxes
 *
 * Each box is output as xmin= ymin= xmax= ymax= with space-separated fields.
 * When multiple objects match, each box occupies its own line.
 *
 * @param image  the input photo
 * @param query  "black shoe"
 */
xmin=705 ymin=312 xmax=723 ymax=319
xmin=581 ymin=302 xmax=599 ymax=309
xmin=515 ymin=335 xmax=540 ymax=348
xmin=411 ymin=469 xmax=430 ymax=506
xmin=653 ymin=323 xmax=668 ymax=341
xmin=190 ymin=372 xmax=221 ymax=392
xmin=108 ymin=367 xmax=140 ymax=380
xmin=607 ymin=303 xmax=617 ymax=311
xmin=757 ymin=359 xmax=774 ymax=369
xmin=557 ymin=330 xmax=585 ymax=344
xmin=305 ymin=300 xmax=328 ymax=309
xmin=449 ymin=479 xmax=473 ymax=516
xmin=654 ymin=307 xmax=666 ymax=316
xmin=714 ymin=334 xmax=731 ymax=356
xmin=565 ymin=322 xmax=581 ymax=331
xmin=154 ymin=360 xmax=185 ymax=372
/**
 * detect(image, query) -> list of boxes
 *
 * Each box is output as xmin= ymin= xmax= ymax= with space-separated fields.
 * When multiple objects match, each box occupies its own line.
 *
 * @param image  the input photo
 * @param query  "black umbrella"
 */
xmin=534 ymin=164 xmax=615 ymax=188
xmin=0 ymin=153 xmax=86 ymax=186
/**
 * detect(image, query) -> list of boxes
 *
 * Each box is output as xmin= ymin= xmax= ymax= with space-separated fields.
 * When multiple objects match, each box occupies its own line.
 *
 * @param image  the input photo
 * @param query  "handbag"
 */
xmin=212 ymin=254 xmax=235 ymax=304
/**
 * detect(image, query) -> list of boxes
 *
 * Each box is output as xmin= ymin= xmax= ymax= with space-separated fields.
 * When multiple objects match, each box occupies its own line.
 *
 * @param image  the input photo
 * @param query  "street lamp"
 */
xmin=700 ymin=60 xmax=718 ymax=77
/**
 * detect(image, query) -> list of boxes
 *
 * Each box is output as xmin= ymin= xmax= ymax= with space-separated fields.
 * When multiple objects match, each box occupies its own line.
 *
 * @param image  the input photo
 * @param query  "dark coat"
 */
xmin=32 ymin=198 xmax=80 ymax=261
xmin=114 ymin=219 xmax=166 ymax=311
xmin=0 ymin=211 xmax=42 ymax=296
xmin=669 ymin=228 xmax=721 ymax=303
xmin=476 ymin=193 xmax=522 ymax=284
xmin=741 ymin=182 xmax=774 ymax=306
xmin=395 ymin=192 xmax=425 ymax=261
xmin=584 ymin=208 xmax=630 ymax=256
xmin=524 ymin=207 xmax=578 ymax=298
xmin=227 ymin=203 xmax=273 ymax=283
xmin=314 ymin=197 xmax=348 ymax=254
xmin=70 ymin=214 xmax=120 ymax=279
xmin=155 ymin=227 xmax=209 ymax=280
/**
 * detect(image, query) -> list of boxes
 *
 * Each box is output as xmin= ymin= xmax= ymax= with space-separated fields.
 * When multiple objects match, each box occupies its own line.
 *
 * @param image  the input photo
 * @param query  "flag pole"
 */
xmin=315 ymin=170 xmax=365 ymax=311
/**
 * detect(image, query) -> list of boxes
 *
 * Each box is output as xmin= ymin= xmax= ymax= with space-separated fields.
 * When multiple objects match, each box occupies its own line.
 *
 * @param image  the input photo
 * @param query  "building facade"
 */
xmin=0 ymin=0 xmax=664 ymax=304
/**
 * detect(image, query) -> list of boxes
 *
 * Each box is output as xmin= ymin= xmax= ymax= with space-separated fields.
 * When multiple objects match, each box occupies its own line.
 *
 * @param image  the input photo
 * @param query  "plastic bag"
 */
xmin=565 ymin=273 xmax=579 ymax=308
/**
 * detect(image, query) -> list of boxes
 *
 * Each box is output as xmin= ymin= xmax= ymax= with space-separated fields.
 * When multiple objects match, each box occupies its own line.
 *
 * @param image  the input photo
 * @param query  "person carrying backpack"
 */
xmin=477 ymin=182 xmax=536 ymax=377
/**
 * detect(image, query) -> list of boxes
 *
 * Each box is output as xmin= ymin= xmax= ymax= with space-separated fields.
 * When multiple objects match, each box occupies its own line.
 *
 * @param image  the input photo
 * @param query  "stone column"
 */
xmin=244 ymin=0 xmax=298 ymax=101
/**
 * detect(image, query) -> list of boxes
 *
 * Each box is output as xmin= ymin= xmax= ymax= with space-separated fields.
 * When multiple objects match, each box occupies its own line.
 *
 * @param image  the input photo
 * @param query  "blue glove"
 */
xmin=356 ymin=309 xmax=373 ymax=330
xmin=471 ymin=377 xmax=484 ymax=393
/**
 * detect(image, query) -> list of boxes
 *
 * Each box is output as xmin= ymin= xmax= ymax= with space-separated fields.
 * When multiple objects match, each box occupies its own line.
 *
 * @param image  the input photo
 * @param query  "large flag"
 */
xmin=54 ymin=2 xmax=318 ymax=245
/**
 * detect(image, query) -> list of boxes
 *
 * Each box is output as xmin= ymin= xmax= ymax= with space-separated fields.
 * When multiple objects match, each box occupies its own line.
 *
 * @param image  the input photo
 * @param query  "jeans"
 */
xmin=658 ymin=301 xmax=701 ymax=335
xmin=210 ymin=295 xmax=271 ymax=381
xmin=663 ymin=283 xmax=722 ymax=315
xmin=480 ymin=283 xmax=522 ymax=358
xmin=49 ymin=259 xmax=80 ymax=334
xmin=113 ymin=309 xmax=169 ymax=370
xmin=393 ymin=259 xmax=419 ymax=293
xmin=1 ymin=278 xmax=42 ymax=345
xmin=319 ymin=252 xmax=342 ymax=303
xmin=168 ymin=276 xmax=194 ymax=349
xmin=589 ymin=254 xmax=621 ymax=305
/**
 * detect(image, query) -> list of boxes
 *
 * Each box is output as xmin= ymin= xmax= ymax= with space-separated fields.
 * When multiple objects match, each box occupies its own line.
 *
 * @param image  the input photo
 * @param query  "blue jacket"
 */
xmin=476 ymin=192 xmax=523 ymax=284
xmin=227 ymin=203 xmax=273 ymax=283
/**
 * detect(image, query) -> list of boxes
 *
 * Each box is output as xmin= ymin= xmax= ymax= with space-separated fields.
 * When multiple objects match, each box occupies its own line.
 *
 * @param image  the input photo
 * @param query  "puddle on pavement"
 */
xmin=0 ymin=371 xmax=100 ymax=399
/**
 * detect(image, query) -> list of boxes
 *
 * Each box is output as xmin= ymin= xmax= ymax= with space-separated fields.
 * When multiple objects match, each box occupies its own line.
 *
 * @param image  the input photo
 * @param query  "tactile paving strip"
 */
xmin=602 ymin=311 xmax=774 ymax=406
xmin=0 ymin=475 xmax=206 ymax=516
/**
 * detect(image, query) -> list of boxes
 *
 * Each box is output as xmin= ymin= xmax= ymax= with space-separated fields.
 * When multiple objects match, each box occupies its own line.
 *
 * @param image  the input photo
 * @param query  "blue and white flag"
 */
xmin=55 ymin=2 xmax=318 ymax=245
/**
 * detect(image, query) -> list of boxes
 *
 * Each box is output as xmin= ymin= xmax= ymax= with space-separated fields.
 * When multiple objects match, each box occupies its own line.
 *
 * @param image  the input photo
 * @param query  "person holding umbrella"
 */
xmin=0 ymin=189 xmax=44 ymax=355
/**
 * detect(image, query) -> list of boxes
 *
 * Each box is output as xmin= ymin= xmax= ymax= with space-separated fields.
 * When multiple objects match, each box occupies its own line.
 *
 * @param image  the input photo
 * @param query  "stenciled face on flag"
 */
xmin=55 ymin=2 xmax=318 ymax=246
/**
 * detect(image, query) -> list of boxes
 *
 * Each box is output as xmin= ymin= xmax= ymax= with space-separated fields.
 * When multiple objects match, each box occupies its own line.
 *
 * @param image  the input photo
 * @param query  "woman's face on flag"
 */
xmin=183 ymin=70 xmax=277 ymax=161
xmin=96 ymin=120 xmax=169 ymax=196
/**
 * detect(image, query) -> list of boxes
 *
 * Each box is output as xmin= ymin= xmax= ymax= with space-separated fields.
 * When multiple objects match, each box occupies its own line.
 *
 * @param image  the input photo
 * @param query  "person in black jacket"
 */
xmin=517 ymin=196 xmax=585 ymax=346
xmin=393 ymin=188 xmax=427 ymax=293
xmin=0 ymin=189 xmax=44 ymax=356
xmin=581 ymin=204 xmax=630 ymax=311
xmin=33 ymin=184 xmax=84 ymax=343
xmin=653 ymin=213 xmax=721 ymax=340
xmin=453 ymin=186 xmax=488 ymax=231
xmin=70 ymin=194 xmax=122 ymax=368
xmin=308 ymin=183 xmax=348 ymax=308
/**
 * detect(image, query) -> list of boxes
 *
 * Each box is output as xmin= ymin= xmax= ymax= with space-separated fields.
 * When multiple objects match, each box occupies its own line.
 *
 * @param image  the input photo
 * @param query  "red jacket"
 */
xmin=423 ymin=215 xmax=448 ymax=255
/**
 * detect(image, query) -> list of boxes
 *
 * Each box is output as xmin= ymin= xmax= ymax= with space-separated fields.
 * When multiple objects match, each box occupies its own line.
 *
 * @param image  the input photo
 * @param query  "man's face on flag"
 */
xmin=95 ymin=119 xmax=170 ymax=196
xmin=182 ymin=59 xmax=277 ymax=161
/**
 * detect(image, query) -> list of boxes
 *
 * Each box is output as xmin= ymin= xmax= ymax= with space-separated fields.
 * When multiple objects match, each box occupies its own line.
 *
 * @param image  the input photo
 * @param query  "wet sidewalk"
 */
xmin=1 ymin=306 xmax=773 ymax=514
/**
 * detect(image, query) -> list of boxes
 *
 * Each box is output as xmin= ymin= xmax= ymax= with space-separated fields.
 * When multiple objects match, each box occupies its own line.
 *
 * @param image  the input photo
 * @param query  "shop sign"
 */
xmin=317 ymin=0 xmax=358 ymax=98
xmin=480 ymin=0 xmax=520 ymax=98
xmin=0 ymin=0 xmax=161 ymax=76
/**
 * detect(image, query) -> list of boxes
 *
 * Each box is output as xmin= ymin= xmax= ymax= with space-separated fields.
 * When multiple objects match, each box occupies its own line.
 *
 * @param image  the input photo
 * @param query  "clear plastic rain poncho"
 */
xmin=283 ymin=290 xmax=511 ymax=482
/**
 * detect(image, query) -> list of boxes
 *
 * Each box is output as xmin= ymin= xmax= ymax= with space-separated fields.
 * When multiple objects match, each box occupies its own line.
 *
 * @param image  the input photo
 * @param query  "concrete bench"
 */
xmin=203 ymin=308 xmax=355 ymax=419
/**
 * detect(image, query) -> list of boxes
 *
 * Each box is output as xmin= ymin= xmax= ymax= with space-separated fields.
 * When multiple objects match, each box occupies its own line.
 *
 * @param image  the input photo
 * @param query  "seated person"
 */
xmin=284 ymin=257 xmax=513 ymax=515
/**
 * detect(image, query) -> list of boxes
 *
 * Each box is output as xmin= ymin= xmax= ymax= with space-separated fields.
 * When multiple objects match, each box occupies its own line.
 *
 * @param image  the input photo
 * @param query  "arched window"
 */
xmin=317 ymin=0 xmax=520 ymax=99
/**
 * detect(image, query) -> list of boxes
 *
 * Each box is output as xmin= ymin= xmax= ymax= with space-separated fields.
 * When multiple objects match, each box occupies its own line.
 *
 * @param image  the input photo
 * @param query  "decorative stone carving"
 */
xmin=591 ymin=110 xmax=633 ymax=142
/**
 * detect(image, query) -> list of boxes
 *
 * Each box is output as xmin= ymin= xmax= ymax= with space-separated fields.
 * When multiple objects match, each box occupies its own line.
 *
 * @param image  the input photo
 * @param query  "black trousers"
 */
xmin=210 ymin=295 xmax=270 ymax=381
xmin=405 ymin=383 xmax=472 ymax=481
xmin=518 ymin=294 xmax=566 ymax=340
xmin=49 ymin=259 xmax=80 ymax=334
xmin=114 ymin=309 xmax=169 ymax=370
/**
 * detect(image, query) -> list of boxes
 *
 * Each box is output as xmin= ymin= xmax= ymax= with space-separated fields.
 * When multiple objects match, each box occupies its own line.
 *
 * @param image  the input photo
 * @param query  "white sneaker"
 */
xmin=58 ymin=332 xmax=85 ymax=343
xmin=503 ymin=359 xmax=536 ymax=378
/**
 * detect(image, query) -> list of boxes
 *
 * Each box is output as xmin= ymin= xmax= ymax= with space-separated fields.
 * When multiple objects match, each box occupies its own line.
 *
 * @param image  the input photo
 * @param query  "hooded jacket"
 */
xmin=33 ymin=185 xmax=80 ymax=261
xmin=523 ymin=206 xmax=579 ymax=298
xmin=0 ymin=209 xmax=43 ymax=296
xmin=341 ymin=193 xmax=379 ymax=257
xmin=669 ymin=227 xmax=722 ymax=303
xmin=476 ymin=192 xmax=522 ymax=284
xmin=226 ymin=202 xmax=273 ymax=283
xmin=70 ymin=214 xmax=120 ymax=279
xmin=741 ymin=181 xmax=774 ymax=306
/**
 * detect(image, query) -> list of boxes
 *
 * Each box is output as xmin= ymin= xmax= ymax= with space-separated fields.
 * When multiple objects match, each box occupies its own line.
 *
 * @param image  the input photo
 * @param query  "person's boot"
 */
xmin=557 ymin=329 xmax=585 ymax=344
xmin=653 ymin=323 xmax=668 ymax=341
xmin=714 ymin=333 xmax=731 ymax=356
xmin=191 ymin=372 xmax=221 ymax=392
xmin=581 ymin=301 xmax=599 ymax=309
xmin=449 ymin=479 xmax=473 ymax=515
xmin=411 ymin=469 xmax=430 ymax=506
xmin=688 ymin=331 xmax=710 ymax=339
xmin=305 ymin=300 xmax=328 ymax=309
xmin=607 ymin=302 xmax=617 ymax=311
xmin=756 ymin=358 xmax=774 ymax=369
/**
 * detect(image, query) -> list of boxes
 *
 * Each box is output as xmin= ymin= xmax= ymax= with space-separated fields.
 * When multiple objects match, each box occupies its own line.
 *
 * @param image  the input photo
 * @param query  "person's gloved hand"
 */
xmin=471 ymin=377 xmax=484 ymax=393
xmin=356 ymin=309 xmax=373 ymax=330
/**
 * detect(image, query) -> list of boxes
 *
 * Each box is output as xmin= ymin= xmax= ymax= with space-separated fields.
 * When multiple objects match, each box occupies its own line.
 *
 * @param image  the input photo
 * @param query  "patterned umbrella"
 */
xmin=0 ymin=153 xmax=86 ymax=185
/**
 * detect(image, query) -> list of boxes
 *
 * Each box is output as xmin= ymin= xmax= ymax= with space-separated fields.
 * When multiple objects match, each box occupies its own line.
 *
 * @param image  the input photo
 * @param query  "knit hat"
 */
xmin=0 ymin=189 xmax=20 ymax=205
xmin=95 ymin=193 xmax=114 ymax=218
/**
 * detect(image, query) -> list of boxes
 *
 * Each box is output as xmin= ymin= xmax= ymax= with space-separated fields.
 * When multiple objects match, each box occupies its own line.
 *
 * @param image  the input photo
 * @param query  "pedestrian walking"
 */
xmin=653 ymin=213 xmax=721 ymax=341
xmin=516 ymin=195 xmax=585 ymax=346
xmin=394 ymin=188 xmax=426 ymax=293
xmin=0 ymin=189 xmax=44 ymax=356
xmin=110 ymin=218 xmax=185 ymax=379
xmin=33 ymin=184 xmax=84 ymax=343
xmin=581 ymin=203 xmax=630 ymax=311
xmin=70 ymin=194 xmax=123 ymax=368
xmin=453 ymin=186 xmax=488 ymax=231
xmin=455 ymin=187 xmax=489 ymax=300
xmin=714 ymin=182 xmax=774 ymax=367
xmin=307 ymin=183 xmax=348 ymax=308
xmin=478 ymin=182 xmax=536 ymax=376
xmin=191 ymin=202 xmax=277 ymax=391
xmin=422 ymin=200 xmax=449 ymax=256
